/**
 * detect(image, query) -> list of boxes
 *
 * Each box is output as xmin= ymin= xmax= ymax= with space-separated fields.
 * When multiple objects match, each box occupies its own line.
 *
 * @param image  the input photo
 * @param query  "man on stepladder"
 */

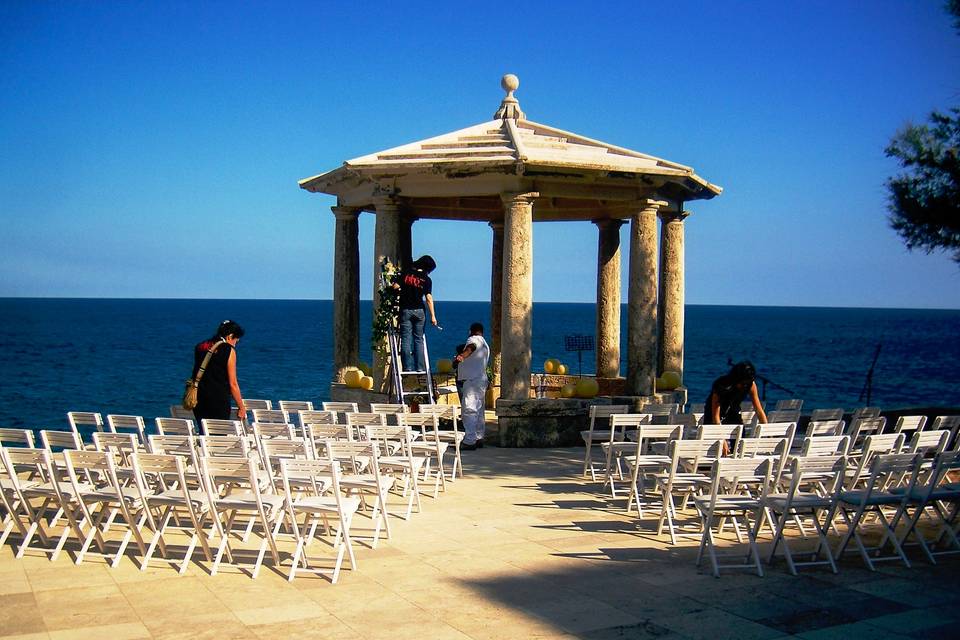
xmin=453 ymin=322 xmax=489 ymax=450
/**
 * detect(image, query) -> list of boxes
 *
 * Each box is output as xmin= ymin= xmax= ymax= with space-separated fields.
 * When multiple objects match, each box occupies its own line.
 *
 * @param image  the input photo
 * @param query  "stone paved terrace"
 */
xmin=2 ymin=446 xmax=959 ymax=640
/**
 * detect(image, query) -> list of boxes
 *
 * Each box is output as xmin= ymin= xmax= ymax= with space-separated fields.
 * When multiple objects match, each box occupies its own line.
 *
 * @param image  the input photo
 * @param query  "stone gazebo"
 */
xmin=299 ymin=75 xmax=720 ymax=444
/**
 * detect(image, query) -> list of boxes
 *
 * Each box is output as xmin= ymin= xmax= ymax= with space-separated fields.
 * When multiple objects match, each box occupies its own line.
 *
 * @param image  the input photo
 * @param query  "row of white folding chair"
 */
xmin=0 ymin=448 xmax=359 ymax=581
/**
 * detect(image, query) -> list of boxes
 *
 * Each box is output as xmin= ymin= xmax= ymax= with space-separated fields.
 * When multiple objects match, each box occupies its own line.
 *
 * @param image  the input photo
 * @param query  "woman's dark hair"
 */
xmin=215 ymin=320 xmax=245 ymax=339
xmin=412 ymin=255 xmax=436 ymax=273
xmin=729 ymin=360 xmax=756 ymax=383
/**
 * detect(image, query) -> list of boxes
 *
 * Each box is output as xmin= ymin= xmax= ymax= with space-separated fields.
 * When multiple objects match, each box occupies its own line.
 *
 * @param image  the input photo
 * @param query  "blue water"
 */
xmin=0 ymin=298 xmax=958 ymax=429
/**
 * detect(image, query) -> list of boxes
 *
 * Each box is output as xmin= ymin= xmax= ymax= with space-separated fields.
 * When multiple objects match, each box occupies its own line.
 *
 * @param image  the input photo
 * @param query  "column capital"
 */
xmin=372 ymin=195 xmax=401 ymax=211
xmin=331 ymin=205 xmax=360 ymax=220
xmin=657 ymin=209 xmax=691 ymax=223
xmin=592 ymin=218 xmax=625 ymax=230
xmin=631 ymin=199 xmax=669 ymax=214
xmin=500 ymin=191 xmax=540 ymax=205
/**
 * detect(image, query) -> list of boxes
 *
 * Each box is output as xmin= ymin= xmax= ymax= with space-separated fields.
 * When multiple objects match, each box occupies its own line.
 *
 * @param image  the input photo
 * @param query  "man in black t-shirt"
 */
xmin=397 ymin=255 xmax=437 ymax=372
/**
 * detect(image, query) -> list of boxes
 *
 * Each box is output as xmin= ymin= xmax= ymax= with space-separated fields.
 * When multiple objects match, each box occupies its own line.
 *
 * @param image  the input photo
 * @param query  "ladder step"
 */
xmin=400 ymin=371 xmax=428 ymax=376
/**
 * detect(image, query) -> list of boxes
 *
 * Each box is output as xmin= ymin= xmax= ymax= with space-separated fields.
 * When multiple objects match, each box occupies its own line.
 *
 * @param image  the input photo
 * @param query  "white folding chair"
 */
xmin=398 ymin=413 xmax=448 ymax=498
xmin=766 ymin=410 xmax=801 ymax=426
xmin=106 ymin=415 xmax=148 ymax=446
xmin=932 ymin=415 xmax=960 ymax=449
xmin=62 ymin=448 xmax=149 ymax=567
xmin=364 ymin=425 xmax=424 ymax=520
xmin=259 ymin=436 xmax=317 ymax=495
xmin=762 ymin=455 xmax=846 ymax=575
xmin=845 ymin=433 xmax=905 ymax=488
xmin=696 ymin=424 xmax=743 ymax=461
xmin=806 ymin=420 xmax=845 ymax=437
xmin=199 ymin=455 xmax=285 ymax=578
xmin=155 ymin=417 xmax=197 ymax=436
xmin=752 ymin=422 xmax=797 ymax=454
xmin=252 ymin=409 xmax=291 ymax=426
xmin=800 ymin=435 xmax=851 ymax=457
xmin=199 ymin=435 xmax=252 ymax=459
xmin=129 ymin=452 xmax=213 ymax=574
xmin=169 ymin=405 xmax=196 ymax=420
xmin=321 ymin=439 xmax=394 ymax=548
xmin=369 ymin=403 xmax=408 ymax=425
xmin=0 ymin=428 xmax=35 ymax=449
xmin=896 ymin=451 xmax=960 ymax=564
xmin=323 ymin=402 xmax=359 ymax=424
xmin=243 ymin=399 xmax=273 ymax=411
xmin=810 ymin=408 xmax=845 ymax=422
xmin=278 ymin=400 xmax=314 ymax=415
xmin=280 ymin=454 xmax=360 ymax=583
xmin=601 ymin=414 xmax=651 ymax=497
xmin=581 ymin=405 xmax=630 ymax=481
xmin=848 ymin=416 xmax=887 ymax=454
xmin=251 ymin=422 xmax=296 ymax=441
xmin=0 ymin=447 xmax=49 ymax=557
xmin=893 ymin=415 xmax=928 ymax=435
xmin=655 ymin=439 xmax=721 ymax=544
xmin=830 ymin=452 xmax=921 ymax=570
xmin=694 ymin=456 xmax=772 ymax=577
xmin=775 ymin=399 xmax=804 ymax=412
xmin=67 ymin=411 xmax=105 ymax=443
xmin=623 ymin=424 xmax=681 ymax=517
xmin=418 ymin=404 xmax=465 ymax=481
xmin=346 ymin=412 xmax=387 ymax=444
xmin=201 ymin=419 xmax=244 ymax=438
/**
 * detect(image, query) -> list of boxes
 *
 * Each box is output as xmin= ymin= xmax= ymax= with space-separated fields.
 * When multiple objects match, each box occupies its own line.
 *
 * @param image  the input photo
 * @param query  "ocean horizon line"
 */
xmin=2 ymin=296 xmax=959 ymax=313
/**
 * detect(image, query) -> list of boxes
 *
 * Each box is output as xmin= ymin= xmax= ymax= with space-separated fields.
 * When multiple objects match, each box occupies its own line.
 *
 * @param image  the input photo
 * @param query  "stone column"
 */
xmin=626 ymin=200 xmax=663 ymax=396
xmin=594 ymin=218 xmax=624 ymax=378
xmin=331 ymin=206 xmax=361 ymax=383
xmin=658 ymin=209 xmax=689 ymax=379
xmin=372 ymin=195 xmax=404 ymax=392
xmin=499 ymin=192 xmax=538 ymax=401
xmin=489 ymin=221 xmax=505 ymax=396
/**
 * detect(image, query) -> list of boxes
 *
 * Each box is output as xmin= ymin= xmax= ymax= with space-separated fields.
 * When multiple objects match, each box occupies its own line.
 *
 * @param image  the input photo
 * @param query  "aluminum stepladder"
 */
xmin=387 ymin=323 xmax=436 ymax=406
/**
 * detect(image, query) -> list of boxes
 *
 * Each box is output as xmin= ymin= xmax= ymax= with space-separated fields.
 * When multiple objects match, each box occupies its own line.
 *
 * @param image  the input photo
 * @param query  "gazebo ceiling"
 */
xmin=299 ymin=75 xmax=721 ymax=222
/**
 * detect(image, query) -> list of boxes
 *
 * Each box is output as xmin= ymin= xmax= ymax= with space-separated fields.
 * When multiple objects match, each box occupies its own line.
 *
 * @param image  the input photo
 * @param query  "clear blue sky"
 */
xmin=2 ymin=1 xmax=959 ymax=308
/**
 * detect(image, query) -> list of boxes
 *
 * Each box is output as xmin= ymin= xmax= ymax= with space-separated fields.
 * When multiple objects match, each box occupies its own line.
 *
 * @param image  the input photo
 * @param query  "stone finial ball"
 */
xmin=501 ymin=74 xmax=520 ymax=93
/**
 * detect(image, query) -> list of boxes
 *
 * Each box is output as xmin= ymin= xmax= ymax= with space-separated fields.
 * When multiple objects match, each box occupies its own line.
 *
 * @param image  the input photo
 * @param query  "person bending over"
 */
xmin=705 ymin=360 xmax=767 ymax=453
xmin=454 ymin=323 xmax=489 ymax=450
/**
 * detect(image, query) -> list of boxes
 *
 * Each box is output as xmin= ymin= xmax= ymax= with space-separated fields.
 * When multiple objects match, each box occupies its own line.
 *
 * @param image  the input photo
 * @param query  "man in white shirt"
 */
xmin=453 ymin=322 xmax=490 ymax=449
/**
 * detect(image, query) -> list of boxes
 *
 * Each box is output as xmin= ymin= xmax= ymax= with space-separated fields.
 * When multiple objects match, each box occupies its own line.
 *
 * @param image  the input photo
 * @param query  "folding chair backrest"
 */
xmin=906 ymin=429 xmax=950 ymax=458
xmin=847 ymin=433 xmax=906 ymax=484
xmin=304 ymin=423 xmax=352 ymax=451
xmin=261 ymin=437 xmax=313 ymax=490
xmin=155 ymin=417 xmax=197 ymax=436
xmin=396 ymin=413 xmax=440 ymax=440
xmin=753 ymin=422 xmax=796 ymax=451
xmin=169 ymin=405 xmax=195 ymax=420
xmin=737 ymin=436 xmax=788 ymax=458
xmin=299 ymin=410 xmax=339 ymax=432
xmin=740 ymin=410 xmax=758 ymax=430
xmin=251 ymin=422 xmax=296 ymax=440
xmin=67 ymin=411 xmax=104 ymax=441
xmin=278 ymin=400 xmax=314 ymax=415
xmin=346 ymin=413 xmax=386 ymax=439
xmin=697 ymin=424 xmax=743 ymax=448
xmin=781 ymin=455 xmax=846 ymax=499
xmin=418 ymin=404 xmax=460 ymax=425
xmin=856 ymin=452 xmax=921 ymax=497
xmin=775 ymin=399 xmax=804 ymax=411
xmin=199 ymin=435 xmax=250 ymax=458
xmin=148 ymin=434 xmax=199 ymax=460
xmin=0 ymin=428 xmax=35 ymax=448
xmin=106 ymin=414 xmax=147 ymax=444
xmin=64 ymin=448 xmax=120 ymax=486
xmin=810 ymin=408 xmax=845 ymax=422
xmin=710 ymin=456 xmax=772 ymax=486
xmin=806 ymin=420 xmax=845 ymax=437
xmin=92 ymin=431 xmax=140 ymax=464
xmin=932 ymin=415 xmax=960 ymax=449
xmin=609 ymin=413 xmax=652 ymax=441
xmin=252 ymin=409 xmax=290 ymax=425
xmin=1 ymin=446 xmax=54 ymax=491
xmin=321 ymin=439 xmax=381 ymax=475
xmin=280 ymin=455 xmax=341 ymax=506
xmin=849 ymin=416 xmax=887 ymax=449
xmin=894 ymin=415 xmax=928 ymax=434
xmin=767 ymin=410 xmax=801 ymax=424
xmin=201 ymin=456 xmax=263 ymax=501
xmin=640 ymin=403 xmax=679 ymax=417
xmin=40 ymin=429 xmax=82 ymax=452
xmin=669 ymin=438 xmax=723 ymax=470
xmin=243 ymin=399 xmax=273 ymax=411
xmin=364 ymin=425 xmax=413 ymax=457
xmin=801 ymin=434 xmax=850 ymax=457
xmin=323 ymin=402 xmax=359 ymax=423
xmin=851 ymin=407 xmax=881 ymax=421
xmin=201 ymin=419 xmax=244 ymax=437
xmin=370 ymin=403 xmax=408 ymax=415
xmin=131 ymin=452 xmax=190 ymax=493
xmin=914 ymin=451 xmax=960 ymax=503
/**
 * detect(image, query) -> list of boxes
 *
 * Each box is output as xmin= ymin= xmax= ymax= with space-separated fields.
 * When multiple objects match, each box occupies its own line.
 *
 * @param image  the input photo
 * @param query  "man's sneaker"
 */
xmin=461 ymin=442 xmax=477 ymax=451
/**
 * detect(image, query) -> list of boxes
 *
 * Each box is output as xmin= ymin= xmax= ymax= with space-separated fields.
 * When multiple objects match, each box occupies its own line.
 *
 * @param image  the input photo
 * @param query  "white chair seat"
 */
xmin=150 ymin=488 xmax=208 ymax=509
xmin=694 ymin=494 xmax=761 ymax=513
xmin=341 ymin=474 xmax=394 ymax=492
xmin=217 ymin=492 xmax=285 ymax=511
xmin=581 ymin=430 xmax=616 ymax=442
xmin=292 ymin=495 xmax=361 ymax=515
xmin=838 ymin=489 xmax=904 ymax=506
xmin=764 ymin=492 xmax=832 ymax=510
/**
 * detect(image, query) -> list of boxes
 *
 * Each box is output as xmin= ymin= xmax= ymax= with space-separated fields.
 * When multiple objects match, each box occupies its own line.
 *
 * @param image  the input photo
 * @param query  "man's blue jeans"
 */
xmin=400 ymin=308 xmax=426 ymax=372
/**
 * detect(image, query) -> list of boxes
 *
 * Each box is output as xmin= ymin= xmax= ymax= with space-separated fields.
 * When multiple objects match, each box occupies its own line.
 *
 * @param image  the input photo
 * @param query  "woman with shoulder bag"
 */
xmin=190 ymin=320 xmax=246 ymax=424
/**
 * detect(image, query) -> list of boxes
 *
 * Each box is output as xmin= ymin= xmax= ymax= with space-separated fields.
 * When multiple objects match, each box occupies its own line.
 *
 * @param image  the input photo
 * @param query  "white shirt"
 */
xmin=457 ymin=334 xmax=489 ymax=381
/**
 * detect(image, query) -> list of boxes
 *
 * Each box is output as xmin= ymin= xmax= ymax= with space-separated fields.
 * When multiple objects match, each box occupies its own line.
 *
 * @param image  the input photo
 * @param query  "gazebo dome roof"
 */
xmin=299 ymin=76 xmax=720 ymax=221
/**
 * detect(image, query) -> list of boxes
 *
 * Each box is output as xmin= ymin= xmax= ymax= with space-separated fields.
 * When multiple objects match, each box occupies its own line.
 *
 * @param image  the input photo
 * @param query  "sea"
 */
xmin=0 ymin=298 xmax=958 ymax=430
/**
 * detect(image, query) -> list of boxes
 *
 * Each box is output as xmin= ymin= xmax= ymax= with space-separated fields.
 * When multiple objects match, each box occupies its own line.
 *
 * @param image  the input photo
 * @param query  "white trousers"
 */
xmin=460 ymin=377 xmax=487 ymax=444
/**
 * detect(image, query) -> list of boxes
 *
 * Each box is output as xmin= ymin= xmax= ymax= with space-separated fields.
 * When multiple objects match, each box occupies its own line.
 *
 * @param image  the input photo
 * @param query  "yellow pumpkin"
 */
xmin=576 ymin=377 xmax=600 ymax=398
xmin=657 ymin=370 xmax=682 ymax=390
xmin=544 ymin=359 xmax=557 ymax=374
xmin=343 ymin=368 xmax=362 ymax=388
xmin=359 ymin=375 xmax=374 ymax=390
xmin=436 ymin=358 xmax=453 ymax=374
xmin=556 ymin=363 xmax=568 ymax=375
xmin=560 ymin=383 xmax=577 ymax=398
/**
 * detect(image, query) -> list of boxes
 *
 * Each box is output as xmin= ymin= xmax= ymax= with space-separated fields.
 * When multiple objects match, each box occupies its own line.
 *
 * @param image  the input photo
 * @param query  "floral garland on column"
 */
xmin=372 ymin=258 xmax=400 ymax=354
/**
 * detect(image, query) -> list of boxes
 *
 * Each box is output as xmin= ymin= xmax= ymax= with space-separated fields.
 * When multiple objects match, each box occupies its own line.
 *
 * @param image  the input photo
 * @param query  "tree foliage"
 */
xmin=885 ymin=109 xmax=960 ymax=263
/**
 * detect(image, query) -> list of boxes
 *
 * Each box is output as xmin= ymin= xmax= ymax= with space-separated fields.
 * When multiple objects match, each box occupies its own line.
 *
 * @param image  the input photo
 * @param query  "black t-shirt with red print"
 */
xmin=398 ymin=268 xmax=432 ymax=310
